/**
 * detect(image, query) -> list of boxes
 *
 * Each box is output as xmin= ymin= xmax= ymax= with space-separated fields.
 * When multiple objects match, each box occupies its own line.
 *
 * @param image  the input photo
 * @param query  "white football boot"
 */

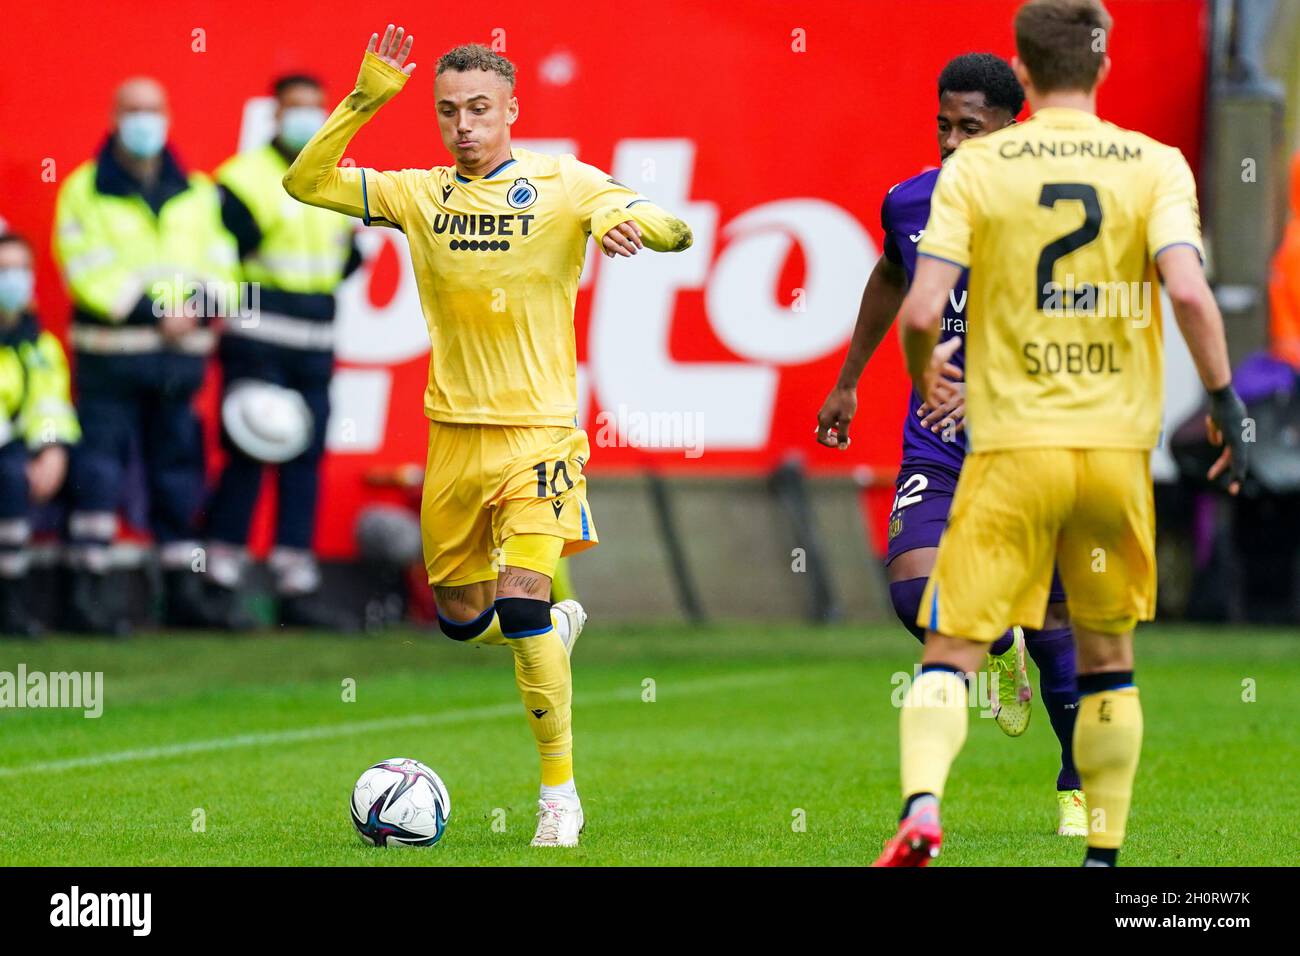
xmin=551 ymin=599 xmax=587 ymax=656
xmin=530 ymin=798 xmax=585 ymax=847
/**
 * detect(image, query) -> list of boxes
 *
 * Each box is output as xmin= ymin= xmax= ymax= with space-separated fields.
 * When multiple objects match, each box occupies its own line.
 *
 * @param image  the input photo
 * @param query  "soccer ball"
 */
xmin=350 ymin=757 xmax=451 ymax=847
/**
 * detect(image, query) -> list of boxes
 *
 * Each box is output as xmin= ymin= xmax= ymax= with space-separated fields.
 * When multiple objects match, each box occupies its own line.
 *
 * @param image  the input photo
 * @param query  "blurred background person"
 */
xmin=53 ymin=77 xmax=237 ymax=635
xmin=206 ymin=74 xmax=362 ymax=630
xmin=1269 ymin=149 xmax=1300 ymax=368
xmin=0 ymin=232 xmax=80 ymax=638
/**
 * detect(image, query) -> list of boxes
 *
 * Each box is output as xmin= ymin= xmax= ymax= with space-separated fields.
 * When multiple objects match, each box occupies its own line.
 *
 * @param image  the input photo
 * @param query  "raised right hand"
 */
xmin=367 ymin=23 xmax=416 ymax=75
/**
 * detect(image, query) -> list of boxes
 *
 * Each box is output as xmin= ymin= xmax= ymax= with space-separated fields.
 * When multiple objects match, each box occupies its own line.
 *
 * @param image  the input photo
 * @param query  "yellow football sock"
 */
xmin=900 ymin=669 xmax=969 ymax=800
xmin=1073 ymin=686 xmax=1143 ymax=850
xmin=466 ymin=605 xmax=571 ymax=649
xmin=465 ymin=612 xmax=507 ymax=647
xmin=509 ymin=627 xmax=574 ymax=786
xmin=436 ymin=599 xmax=509 ymax=647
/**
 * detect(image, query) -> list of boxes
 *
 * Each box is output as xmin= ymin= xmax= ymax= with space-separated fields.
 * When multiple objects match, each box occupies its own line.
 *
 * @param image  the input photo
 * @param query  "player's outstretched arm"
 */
xmin=593 ymin=203 xmax=693 ymax=257
xmin=282 ymin=25 xmax=415 ymax=218
xmin=561 ymin=159 xmax=692 ymax=256
xmin=815 ymin=256 xmax=907 ymax=449
xmin=1157 ymin=243 xmax=1248 ymax=494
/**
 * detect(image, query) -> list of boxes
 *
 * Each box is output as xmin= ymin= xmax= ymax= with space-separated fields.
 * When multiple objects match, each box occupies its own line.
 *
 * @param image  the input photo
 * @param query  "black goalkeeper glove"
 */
xmin=1207 ymin=383 xmax=1249 ymax=493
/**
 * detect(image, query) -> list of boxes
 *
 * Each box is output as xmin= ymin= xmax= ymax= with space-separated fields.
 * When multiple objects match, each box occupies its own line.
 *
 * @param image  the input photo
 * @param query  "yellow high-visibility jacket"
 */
xmin=52 ymin=142 xmax=237 ymax=348
xmin=0 ymin=312 xmax=80 ymax=450
xmin=218 ymin=143 xmax=355 ymax=295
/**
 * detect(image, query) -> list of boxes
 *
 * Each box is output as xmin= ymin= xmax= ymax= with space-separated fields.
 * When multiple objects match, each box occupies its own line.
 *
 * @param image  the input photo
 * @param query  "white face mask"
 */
xmin=118 ymin=110 xmax=169 ymax=158
xmin=279 ymin=106 xmax=327 ymax=150
xmin=0 ymin=267 xmax=34 ymax=316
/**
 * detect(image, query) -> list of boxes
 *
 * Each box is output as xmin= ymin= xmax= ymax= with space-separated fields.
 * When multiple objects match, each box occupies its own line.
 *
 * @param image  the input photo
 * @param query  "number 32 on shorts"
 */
xmin=891 ymin=473 xmax=929 ymax=513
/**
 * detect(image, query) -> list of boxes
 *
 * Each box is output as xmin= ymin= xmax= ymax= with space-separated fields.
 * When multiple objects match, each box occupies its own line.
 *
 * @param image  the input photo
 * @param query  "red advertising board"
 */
xmin=0 ymin=0 xmax=1208 ymax=557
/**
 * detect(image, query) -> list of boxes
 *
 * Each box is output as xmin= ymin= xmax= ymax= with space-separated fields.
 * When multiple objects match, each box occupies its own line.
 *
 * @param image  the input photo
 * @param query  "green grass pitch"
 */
xmin=0 ymin=623 xmax=1295 ymax=866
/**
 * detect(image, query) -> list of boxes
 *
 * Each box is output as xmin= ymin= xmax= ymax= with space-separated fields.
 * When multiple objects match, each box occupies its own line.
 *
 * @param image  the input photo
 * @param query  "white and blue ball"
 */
xmin=350 ymin=758 xmax=451 ymax=847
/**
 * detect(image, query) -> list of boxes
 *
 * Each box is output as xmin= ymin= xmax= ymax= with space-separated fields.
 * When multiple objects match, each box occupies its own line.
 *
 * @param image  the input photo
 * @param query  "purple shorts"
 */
xmin=885 ymin=460 xmax=1067 ymax=604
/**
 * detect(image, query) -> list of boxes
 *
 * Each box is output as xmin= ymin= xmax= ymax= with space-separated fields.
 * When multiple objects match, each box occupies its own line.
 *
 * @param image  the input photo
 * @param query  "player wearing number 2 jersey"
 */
xmin=818 ymin=53 xmax=1086 ymax=837
xmin=879 ymin=0 xmax=1248 ymax=868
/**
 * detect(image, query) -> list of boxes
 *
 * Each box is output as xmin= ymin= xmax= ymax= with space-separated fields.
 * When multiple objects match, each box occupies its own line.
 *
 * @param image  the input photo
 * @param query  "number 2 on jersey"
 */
xmin=1036 ymin=182 xmax=1102 ymax=311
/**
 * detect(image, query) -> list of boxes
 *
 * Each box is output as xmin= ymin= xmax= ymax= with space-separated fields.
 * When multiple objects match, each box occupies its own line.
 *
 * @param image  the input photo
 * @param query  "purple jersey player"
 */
xmin=882 ymin=167 xmax=969 ymax=478
xmin=878 ymin=168 xmax=971 ymax=574
xmin=816 ymin=53 xmax=1085 ymax=836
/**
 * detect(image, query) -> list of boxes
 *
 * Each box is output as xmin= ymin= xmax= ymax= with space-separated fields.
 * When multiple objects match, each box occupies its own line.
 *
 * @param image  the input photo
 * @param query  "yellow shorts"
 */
xmin=919 ymin=448 xmax=1156 ymax=640
xmin=420 ymin=420 xmax=599 ymax=587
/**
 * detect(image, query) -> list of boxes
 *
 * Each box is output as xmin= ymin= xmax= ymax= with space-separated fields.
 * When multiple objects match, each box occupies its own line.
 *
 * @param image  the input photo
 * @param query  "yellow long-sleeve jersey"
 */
xmin=284 ymin=52 xmax=693 ymax=426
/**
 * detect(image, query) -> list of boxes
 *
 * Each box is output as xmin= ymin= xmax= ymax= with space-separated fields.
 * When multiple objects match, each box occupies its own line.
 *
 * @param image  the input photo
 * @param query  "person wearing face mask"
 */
xmin=206 ymin=74 xmax=362 ymax=630
xmin=0 ymin=232 xmax=81 ymax=638
xmin=52 ymin=77 xmax=238 ymax=635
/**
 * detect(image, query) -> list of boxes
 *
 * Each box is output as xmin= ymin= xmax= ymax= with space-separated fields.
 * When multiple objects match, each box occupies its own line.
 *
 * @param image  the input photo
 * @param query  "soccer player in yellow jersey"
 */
xmin=284 ymin=25 xmax=693 ymax=847
xmin=874 ymin=0 xmax=1249 ymax=867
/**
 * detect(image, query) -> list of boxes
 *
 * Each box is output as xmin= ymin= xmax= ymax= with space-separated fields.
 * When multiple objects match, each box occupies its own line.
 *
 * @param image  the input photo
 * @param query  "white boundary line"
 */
xmin=0 ymin=670 xmax=795 ymax=778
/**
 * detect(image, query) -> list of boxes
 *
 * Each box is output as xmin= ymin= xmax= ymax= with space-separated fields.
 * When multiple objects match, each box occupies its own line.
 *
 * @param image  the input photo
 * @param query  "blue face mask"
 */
xmin=279 ymin=106 xmax=327 ymax=151
xmin=117 ymin=111 xmax=169 ymax=159
xmin=0 ymin=268 xmax=34 ymax=316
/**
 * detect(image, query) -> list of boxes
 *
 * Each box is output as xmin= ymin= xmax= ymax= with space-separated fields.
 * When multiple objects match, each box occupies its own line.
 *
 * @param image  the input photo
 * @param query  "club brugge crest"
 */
xmin=507 ymin=177 xmax=538 ymax=209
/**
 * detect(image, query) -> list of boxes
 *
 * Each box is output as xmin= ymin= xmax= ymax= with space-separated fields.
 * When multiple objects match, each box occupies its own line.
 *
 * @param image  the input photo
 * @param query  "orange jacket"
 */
xmin=1269 ymin=150 xmax=1300 ymax=368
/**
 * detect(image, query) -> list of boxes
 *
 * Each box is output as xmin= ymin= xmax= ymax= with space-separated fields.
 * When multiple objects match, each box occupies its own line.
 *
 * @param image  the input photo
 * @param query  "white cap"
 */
xmin=221 ymin=379 xmax=314 ymax=463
